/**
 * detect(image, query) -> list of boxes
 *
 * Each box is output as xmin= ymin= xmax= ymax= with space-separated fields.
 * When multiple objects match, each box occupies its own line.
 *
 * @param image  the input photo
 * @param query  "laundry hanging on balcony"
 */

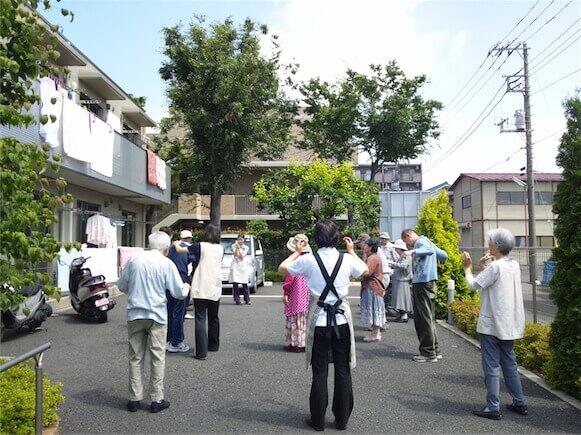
xmin=39 ymin=77 xmax=63 ymax=148
xmin=156 ymin=155 xmax=166 ymax=190
xmin=86 ymin=213 xmax=113 ymax=247
xmin=146 ymin=149 xmax=166 ymax=190
xmin=88 ymin=115 xmax=114 ymax=177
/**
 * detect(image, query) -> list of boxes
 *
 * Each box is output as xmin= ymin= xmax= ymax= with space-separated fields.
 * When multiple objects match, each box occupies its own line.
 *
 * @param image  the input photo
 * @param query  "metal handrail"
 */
xmin=0 ymin=342 xmax=52 ymax=435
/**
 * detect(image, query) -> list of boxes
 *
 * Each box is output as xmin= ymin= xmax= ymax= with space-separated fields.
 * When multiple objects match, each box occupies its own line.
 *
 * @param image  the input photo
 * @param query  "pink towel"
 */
xmin=119 ymin=246 xmax=144 ymax=270
xmin=147 ymin=150 xmax=158 ymax=186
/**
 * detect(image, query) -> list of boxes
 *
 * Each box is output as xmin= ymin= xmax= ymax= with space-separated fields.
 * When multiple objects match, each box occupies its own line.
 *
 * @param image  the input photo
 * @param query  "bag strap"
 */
xmin=313 ymin=251 xmax=344 ymax=302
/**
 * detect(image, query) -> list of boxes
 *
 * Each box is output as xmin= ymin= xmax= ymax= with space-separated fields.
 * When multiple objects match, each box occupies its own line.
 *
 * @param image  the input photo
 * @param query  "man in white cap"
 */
xmin=165 ymin=229 xmax=196 ymax=353
xmin=378 ymin=232 xmax=399 ymax=310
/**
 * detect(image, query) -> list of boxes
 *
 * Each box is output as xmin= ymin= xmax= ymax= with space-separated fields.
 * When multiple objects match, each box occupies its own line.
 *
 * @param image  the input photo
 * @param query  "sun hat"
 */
xmin=180 ymin=230 xmax=193 ymax=239
xmin=286 ymin=234 xmax=311 ymax=253
xmin=379 ymin=232 xmax=391 ymax=240
xmin=393 ymin=239 xmax=407 ymax=250
xmin=356 ymin=233 xmax=370 ymax=243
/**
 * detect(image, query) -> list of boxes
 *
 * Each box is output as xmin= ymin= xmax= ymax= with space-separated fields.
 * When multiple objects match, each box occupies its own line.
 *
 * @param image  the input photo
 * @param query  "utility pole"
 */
xmin=492 ymin=42 xmax=538 ymax=323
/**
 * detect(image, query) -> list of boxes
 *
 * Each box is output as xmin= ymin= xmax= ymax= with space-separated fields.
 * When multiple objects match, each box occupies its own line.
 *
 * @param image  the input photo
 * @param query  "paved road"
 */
xmin=1 ymin=285 xmax=578 ymax=433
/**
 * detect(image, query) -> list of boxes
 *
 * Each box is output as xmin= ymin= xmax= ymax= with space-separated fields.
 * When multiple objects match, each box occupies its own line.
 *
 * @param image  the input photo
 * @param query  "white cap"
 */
xmin=180 ymin=230 xmax=193 ymax=239
xmin=379 ymin=232 xmax=391 ymax=239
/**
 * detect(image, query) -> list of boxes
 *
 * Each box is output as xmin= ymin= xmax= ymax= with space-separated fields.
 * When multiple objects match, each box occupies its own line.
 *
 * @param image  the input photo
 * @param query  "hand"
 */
xmin=462 ymin=251 xmax=472 ymax=269
xmin=283 ymin=295 xmax=289 ymax=305
xmin=402 ymin=250 xmax=414 ymax=257
xmin=479 ymin=252 xmax=493 ymax=268
xmin=343 ymin=237 xmax=355 ymax=254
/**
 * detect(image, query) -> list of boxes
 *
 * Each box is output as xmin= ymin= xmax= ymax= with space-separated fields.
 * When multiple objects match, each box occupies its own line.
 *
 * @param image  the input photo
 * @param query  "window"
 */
xmin=537 ymin=236 xmax=554 ymax=247
xmin=122 ymin=211 xmax=136 ymax=246
xmin=462 ymin=195 xmax=472 ymax=209
xmin=76 ymin=200 xmax=101 ymax=243
xmin=79 ymin=92 xmax=104 ymax=120
xmin=497 ymin=191 xmax=526 ymax=205
xmin=535 ymin=191 xmax=553 ymax=205
xmin=514 ymin=236 xmax=527 ymax=247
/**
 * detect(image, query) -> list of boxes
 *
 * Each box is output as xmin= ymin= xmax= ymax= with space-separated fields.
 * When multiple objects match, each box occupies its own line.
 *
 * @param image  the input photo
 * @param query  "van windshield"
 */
xmin=220 ymin=239 xmax=251 ymax=255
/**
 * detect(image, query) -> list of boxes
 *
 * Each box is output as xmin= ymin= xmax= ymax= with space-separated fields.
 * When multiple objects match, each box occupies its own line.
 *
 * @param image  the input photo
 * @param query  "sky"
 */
xmin=42 ymin=0 xmax=581 ymax=188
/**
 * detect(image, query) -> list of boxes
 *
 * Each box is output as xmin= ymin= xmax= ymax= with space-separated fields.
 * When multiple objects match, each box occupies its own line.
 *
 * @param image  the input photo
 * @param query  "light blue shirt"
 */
xmin=118 ymin=250 xmax=188 ymax=324
xmin=412 ymin=236 xmax=448 ymax=284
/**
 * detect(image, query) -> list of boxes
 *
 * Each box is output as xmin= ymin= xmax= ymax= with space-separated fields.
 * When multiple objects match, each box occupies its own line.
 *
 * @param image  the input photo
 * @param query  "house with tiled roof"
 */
xmin=450 ymin=172 xmax=563 ymax=247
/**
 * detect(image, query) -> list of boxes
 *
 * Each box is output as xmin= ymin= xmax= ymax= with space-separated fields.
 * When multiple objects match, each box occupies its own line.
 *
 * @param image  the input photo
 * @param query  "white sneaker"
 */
xmin=412 ymin=355 xmax=438 ymax=363
xmin=165 ymin=342 xmax=171 ymax=351
xmin=184 ymin=313 xmax=195 ymax=319
xmin=167 ymin=342 xmax=190 ymax=353
xmin=436 ymin=354 xmax=443 ymax=360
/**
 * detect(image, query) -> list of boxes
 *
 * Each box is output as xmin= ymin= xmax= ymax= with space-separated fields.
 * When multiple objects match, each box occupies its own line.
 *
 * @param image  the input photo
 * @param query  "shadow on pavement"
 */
xmin=72 ymin=388 xmax=125 ymax=411
xmin=214 ymin=402 xmax=305 ymax=430
xmin=241 ymin=342 xmax=286 ymax=353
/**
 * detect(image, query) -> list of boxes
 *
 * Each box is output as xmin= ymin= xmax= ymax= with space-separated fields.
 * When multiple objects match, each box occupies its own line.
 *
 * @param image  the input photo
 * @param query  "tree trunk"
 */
xmin=370 ymin=159 xmax=380 ymax=182
xmin=209 ymin=185 xmax=223 ymax=227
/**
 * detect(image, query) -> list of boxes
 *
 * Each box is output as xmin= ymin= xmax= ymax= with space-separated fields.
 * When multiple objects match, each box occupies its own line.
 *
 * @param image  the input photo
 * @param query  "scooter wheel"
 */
xmin=96 ymin=312 xmax=108 ymax=323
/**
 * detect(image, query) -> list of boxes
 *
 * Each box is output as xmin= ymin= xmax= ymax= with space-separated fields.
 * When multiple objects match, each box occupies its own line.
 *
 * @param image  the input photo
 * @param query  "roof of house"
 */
xmin=450 ymin=172 xmax=563 ymax=190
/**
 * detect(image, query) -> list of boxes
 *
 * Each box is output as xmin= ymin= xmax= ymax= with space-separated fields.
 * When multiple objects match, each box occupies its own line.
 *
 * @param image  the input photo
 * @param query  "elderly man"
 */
xmin=166 ymin=229 xmax=196 ymax=353
xmin=118 ymin=231 xmax=189 ymax=414
xmin=401 ymin=229 xmax=448 ymax=363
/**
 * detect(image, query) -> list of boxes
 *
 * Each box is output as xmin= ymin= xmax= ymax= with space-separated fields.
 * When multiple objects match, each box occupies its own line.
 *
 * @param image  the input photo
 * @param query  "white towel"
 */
xmin=86 ymin=214 xmax=112 ymax=247
xmin=106 ymin=110 xmax=122 ymax=133
xmin=89 ymin=115 xmax=114 ymax=177
xmin=156 ymin=156 xmax=167 ymax=190
xmin=39 ymin=77 xmax=63 ymax=148
xmin=62 ymin=98 xmax=95 ymax=163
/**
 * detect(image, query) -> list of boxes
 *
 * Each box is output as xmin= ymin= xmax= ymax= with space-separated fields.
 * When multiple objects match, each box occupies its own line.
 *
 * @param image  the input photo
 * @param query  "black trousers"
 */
xmin=411 ymin=281 xmax=440 ymax=358
xmin=193 ymin=298 xmax=220 ymax=357
xmin=310 ymin=324 xmax=353 ymax=430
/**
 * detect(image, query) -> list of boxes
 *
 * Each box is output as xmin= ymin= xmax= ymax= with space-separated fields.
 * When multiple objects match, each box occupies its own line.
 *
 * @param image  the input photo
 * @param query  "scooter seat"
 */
xmin=80 ymin=275 xmax=106 ymax=287
xmin=20 ymin=283 xmax=42 ymax=297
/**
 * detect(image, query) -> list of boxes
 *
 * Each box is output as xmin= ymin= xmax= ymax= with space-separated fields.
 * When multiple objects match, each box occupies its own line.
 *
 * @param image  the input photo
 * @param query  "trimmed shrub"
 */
xmin=0 ymin=359 xmax=64 ymax=433
xmin=514 ymin=323 xmax=552 ymax=375
xmin=450 ymin=300 xmax=479 ymax=339
xmin=416 ymin=190 xmax=475 ymax=318
xmin=265 ymin=269 xmax=284 ymax=283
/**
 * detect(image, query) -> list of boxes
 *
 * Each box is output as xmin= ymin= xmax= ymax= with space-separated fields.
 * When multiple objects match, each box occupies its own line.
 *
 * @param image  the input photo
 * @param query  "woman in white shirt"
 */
xmin=229 ymin=234 xmax=251 ymax=305
xmin=189 ymin=224 xmax=224 ymax=360
xmin=279 ymin=220 xmax=367 ymax=432
xmin=462 ymin=228 xmax=527 ymax=421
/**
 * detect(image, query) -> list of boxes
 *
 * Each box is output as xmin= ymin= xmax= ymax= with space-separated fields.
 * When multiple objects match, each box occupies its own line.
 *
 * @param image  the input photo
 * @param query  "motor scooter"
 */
xmin=1 ymin=283 xmax=53 ymax=333
xmin=69 ymin=256 xmax=115 ymax=323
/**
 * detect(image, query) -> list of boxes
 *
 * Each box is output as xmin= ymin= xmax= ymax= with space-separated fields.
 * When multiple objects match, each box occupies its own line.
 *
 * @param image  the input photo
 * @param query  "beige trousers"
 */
xmin=127 ymin=319 xmax=167 ymax=402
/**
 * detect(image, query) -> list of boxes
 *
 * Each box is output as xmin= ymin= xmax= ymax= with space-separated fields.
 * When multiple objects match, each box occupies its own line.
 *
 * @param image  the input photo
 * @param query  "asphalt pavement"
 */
xmin=1 ymin=284 xmax=579 ymax=433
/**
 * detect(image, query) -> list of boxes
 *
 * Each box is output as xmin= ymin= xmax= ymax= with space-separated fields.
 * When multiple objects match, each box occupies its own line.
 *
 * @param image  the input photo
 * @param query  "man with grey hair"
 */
xmin=118 ymin=231 xmax=190 ymax=414
xmin=463 ymin=228 xmax=526 ymax=420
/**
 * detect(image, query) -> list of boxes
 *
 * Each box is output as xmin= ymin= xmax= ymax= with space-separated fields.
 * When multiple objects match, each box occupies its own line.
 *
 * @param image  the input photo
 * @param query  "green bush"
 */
xmin=0 ymin=359 xmax=64 ymax=434
xmin=416 ymin=190 xmax=475 ymax=318
xmin=548 ymin=97 xmax=581 ymax=400
xmin=450 ymin=301 xmax=555 ymax=379
xmin=265 ymin=269 xmax=284 ymax=283
xmin=514 ymin=323 xmax=552 ymax=375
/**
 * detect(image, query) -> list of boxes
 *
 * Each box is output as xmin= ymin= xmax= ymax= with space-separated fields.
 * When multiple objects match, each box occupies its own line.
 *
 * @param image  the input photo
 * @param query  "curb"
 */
xmin=48 ymin=285 xmax=123 ymax=314
xmin=436 ymin=320 xmax=581 ymax=411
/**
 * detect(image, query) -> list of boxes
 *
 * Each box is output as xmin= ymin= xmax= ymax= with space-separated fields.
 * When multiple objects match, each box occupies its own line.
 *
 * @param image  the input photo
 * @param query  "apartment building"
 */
xmin=356 ymin=163 xmax=422 ymax=191
xmin=1 ymin=15 xmax=171 ymax=287
xmin=450 ymin=173 xmax=562 ymax=247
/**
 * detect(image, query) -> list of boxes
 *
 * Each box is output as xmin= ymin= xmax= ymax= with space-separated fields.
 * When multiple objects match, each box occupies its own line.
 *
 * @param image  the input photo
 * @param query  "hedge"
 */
xmin=0 ymin=358 xmax=64 ymax=433
xmin=449 ymin=300 xmax=555 ymax=382
xmin=265 ymin=269 xmax=284 ymax=283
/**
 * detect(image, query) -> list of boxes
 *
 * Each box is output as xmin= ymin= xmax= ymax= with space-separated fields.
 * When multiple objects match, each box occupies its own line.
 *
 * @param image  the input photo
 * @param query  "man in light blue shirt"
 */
xmin=402 ymin=229 xmax=448 ymax=363
xmin=118 ymin=231 xmax=189 ymax=414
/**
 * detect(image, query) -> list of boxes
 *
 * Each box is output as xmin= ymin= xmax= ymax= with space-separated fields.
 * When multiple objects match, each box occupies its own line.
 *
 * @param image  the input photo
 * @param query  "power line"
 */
xmin=427 ymin=84 xmax=507 ymax=173
xmin=533 ymin=67 xmax=581 ymax=95
xmin=508 ymin=0 xmax=556 ymax=44
xmin=482 ymin=146 xmax=526 ymax=173
xmin=524 ymin=0 xmax=575 ymax=41
xmin=533 ymin=128 xmax=565 ymax=144
xmin=499 ymin=0 xmax=542 ymax=44
xmin=530 ymin=34 xmax=581 ymax=76
xmin=531 ymin=18 xmax=581 ymax=62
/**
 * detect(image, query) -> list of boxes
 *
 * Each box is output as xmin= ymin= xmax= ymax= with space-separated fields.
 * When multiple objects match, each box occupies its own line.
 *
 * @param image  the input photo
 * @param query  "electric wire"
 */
xmin=533 ymin=128 xmax=565 ymax=144
xmin=523 ymin=0 xmax=575 ymax=41
xmin=530 ymin=34 xmax=581 ymax=76
xmin=530 ymin=18 xmax=581 ymax=62
xmin=508 ymin=0 xmax=556 ymax=44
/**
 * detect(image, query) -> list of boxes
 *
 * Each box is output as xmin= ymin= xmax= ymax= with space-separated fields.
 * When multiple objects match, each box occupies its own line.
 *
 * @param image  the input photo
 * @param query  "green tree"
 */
xmin=0 ymin=0 xmax=74 ymax=311
xmin=548 ymin=97 xmax=581 ymax=399
xmin=416 ymin=190 xmax=473 ymax=318
xmin=252 ymin=160 xmax=379 ymax=234
xmin=300 ymin=61 xmax=442 ymax=179
xmin=158 ymin=17 xmax=296 ymax=226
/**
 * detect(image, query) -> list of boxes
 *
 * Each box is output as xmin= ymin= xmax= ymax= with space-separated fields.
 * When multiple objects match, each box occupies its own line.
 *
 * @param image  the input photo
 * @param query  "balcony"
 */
xmin=0 ymin=97 xmax=170 ymax=205
xmin=178 ymin=194 xmax=274 ymax=219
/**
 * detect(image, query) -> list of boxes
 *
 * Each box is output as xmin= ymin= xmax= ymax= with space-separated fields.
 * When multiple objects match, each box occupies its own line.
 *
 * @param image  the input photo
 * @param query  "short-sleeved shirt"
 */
xmin=362 ymin=253 xmax=384 ymax=296
xmin=287 ymin=247 xmax=367 ymax=326
xmin=467 ymin=257 xmax=525 ymax=340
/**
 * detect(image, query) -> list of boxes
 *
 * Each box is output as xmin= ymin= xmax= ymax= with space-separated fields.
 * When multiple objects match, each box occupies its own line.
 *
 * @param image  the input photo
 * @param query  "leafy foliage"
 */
xmin=0 ymin=358 xmax=64 ymax=433
xmin=157 ymin=17 xmax=296 ymax=225
xmin=252 ymin=160 xmax=380 ymax=234
xmin=300 ymin=61 xmax=442 ymax=179
xmin=264 ymin=269 xmax=284 ymax=283
xmin=450 ymin=300 xmax=479 ymax=338
xmin=548 ymin=97 xmax=581 ymax=399
xmin=416 ymin=190 xmax=473 ymax=318
xmin=0 ymin=0 xmax=75 ymax=311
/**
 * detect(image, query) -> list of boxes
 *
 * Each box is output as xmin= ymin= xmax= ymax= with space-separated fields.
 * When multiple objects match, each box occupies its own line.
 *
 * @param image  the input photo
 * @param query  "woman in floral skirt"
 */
xmin=282 ymin=234 xmax=311 ymax=352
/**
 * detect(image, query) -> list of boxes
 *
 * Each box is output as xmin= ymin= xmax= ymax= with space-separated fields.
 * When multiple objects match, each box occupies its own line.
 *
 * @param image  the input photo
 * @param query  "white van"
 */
xmin=220 ymin=234 xmax=265 ymax=292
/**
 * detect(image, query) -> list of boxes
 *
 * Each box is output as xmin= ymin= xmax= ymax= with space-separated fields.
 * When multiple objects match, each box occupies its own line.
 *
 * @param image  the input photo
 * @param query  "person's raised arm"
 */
xmin=173 ymin=240 xmax=188 ymax=254
xmin=166 ymin=261 xmax=190 ymax=299
xmin=344 ymin=237 xmax=368 ymax=278
xmin=405 ymin=237 xmax=433 ymax=257
xmin=278 ymin=240 xmax=305 ymax=277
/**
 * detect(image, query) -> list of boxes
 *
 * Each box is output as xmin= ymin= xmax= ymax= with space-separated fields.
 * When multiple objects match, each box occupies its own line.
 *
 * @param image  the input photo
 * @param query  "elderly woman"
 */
xmin=360 ymin=237 xmax=385 ymax=342
xmin=279 ymin=220 xmax=367 ymax=432
xmin=389 ymin=239 xmax=413 ymax=323
xmin=462 ymin=228 xmax=527 ymax=421
xmin=282 ymin=234 xmax=311 ymax=352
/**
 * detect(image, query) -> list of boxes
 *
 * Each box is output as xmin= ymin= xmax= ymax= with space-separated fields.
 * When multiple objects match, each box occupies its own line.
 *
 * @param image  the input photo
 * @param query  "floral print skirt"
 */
xmin=285 ymin=311 xmax=307 ymax=348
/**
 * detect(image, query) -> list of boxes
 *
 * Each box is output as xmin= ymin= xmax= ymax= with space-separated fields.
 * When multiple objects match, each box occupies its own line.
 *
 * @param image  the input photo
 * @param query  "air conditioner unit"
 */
xmin=459 ymin=222 xmax=472 ymax=230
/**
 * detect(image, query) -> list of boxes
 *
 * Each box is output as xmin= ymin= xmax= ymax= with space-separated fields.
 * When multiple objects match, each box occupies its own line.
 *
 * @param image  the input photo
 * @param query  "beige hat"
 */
xmin=356 ymin=233 xmax=370 ymax=243
xmin=180 ymin=229 xmax=193 ymax=239
xmin=393 ymin=238 xmax=407 ymax=250
xmin=379 ymin=232 xmax=391 ymax=240
xmin=286 ymin=234 xmax=311 ymax=253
